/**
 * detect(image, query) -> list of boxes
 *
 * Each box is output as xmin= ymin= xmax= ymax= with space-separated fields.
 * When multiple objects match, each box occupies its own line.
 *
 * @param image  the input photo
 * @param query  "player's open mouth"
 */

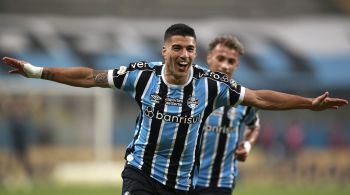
xmin=177 ymin=62 xmax=189 ymax=71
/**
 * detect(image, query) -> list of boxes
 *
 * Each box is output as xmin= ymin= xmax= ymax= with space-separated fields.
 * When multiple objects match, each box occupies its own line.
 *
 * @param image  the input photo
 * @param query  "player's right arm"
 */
xmin=2 ymin=57 xmax=109 ymax=88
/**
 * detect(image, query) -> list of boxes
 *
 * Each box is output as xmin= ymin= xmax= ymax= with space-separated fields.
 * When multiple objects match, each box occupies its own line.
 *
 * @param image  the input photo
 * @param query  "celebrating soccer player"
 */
xmin=2 ymin=23 xmax=348 ymax=195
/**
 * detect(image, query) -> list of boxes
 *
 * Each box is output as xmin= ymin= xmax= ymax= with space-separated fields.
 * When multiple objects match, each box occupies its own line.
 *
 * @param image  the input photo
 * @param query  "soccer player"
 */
xmin=192 ymin=35 xmax=260 ymax=195
xmin=2 ymin=23 xmax=347 ymax=195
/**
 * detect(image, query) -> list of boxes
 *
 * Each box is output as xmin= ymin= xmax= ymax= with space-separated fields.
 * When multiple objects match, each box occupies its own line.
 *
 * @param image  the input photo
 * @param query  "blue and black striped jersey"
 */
xmin=107 ymin=61 xmax=245 ymax=191
xmin=194 ymin=105 xmax=259 ymax=189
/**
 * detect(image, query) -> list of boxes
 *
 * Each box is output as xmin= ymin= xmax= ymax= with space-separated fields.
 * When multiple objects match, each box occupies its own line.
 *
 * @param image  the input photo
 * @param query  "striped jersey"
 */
xmin=194 ymin=105 xmax=259 ymax=189
xmin=107 ymin=61 xmax=245 ymax=191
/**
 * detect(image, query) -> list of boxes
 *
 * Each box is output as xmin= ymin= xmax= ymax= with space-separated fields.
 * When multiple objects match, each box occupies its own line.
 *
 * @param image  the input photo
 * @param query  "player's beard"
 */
xmin=165 ymin=57 xmax=192 ymax=85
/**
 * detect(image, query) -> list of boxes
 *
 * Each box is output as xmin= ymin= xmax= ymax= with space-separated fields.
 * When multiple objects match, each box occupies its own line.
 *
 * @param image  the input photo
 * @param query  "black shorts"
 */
xmin=121 ymin=164 xmax=189 ymax=195
xmin=191 ymin=186 xmax=233 ymax=195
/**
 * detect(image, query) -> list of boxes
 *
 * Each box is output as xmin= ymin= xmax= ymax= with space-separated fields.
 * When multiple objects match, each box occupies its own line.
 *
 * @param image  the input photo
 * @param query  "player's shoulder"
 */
xmin=193 ymin=64 xmax=228 ymax=81
xmin=127 ymin=61 xmax=162 ymax=71
xmin=114 ymin=61 xmax=163 ymax=76
xmin=193 ymin=64 xmax=238 ymax=88
xmin=192 ymin=64 xmax=209 ymax=78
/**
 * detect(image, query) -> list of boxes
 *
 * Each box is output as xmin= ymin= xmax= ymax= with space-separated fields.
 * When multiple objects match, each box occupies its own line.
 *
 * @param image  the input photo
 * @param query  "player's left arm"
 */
xmin=242 ymin=88 xmax=348 ymax=111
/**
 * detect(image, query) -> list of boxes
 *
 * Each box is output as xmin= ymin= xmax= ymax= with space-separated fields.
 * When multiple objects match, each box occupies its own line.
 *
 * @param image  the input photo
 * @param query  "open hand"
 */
xmin=2 ymin=57 xmax=43 ymax=78
xmin=311 ymin=92 xmax=348 ymax=111
xmin=2 ymin=57 xmax=28 ymax=77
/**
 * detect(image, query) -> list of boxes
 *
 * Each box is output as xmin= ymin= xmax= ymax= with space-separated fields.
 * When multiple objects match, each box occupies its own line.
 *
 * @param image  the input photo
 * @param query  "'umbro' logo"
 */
xmin=151 ymin=94 xmax=162 ymax=103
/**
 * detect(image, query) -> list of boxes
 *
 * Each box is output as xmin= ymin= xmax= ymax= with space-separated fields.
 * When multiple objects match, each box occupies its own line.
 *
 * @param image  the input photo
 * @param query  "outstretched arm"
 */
xmin=242 ymin=88 xmax=348 ymax=111
xmin=2 ymin=57 xmax=109 ymax=88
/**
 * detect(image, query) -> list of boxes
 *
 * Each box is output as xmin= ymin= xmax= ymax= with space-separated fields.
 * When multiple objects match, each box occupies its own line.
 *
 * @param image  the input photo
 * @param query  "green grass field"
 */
xmin=234 ymin=182 xmax=350 ymax=195
xmin=1 ymin=182 xmax=349 ymax=195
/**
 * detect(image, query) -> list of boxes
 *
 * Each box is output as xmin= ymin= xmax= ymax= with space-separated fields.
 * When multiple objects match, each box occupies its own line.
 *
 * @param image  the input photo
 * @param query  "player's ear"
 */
xmin=207 ymin=52 xmax=212 ymax=64
xmin=162 ymin=46 xmax=166 ymax=58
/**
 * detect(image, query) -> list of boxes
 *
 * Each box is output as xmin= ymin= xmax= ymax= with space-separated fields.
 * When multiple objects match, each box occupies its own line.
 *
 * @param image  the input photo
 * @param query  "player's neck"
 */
xmin=165 ymin=74 xmax=188 ymax=85
xmin=162 ymin=66 xmax=192 ymax=86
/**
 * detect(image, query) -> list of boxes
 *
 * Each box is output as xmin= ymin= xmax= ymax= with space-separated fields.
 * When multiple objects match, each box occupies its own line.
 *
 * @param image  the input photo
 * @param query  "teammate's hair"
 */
xmin=164 ymin=23 xmax=196 ymax=42
xmin=208 ymin=35 xmax=244 ymax=55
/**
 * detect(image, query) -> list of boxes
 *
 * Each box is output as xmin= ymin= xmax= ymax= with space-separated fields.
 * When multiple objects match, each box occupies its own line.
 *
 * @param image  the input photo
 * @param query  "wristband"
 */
xmin=243 ymin=141 xmax=252 ymax=153
xmin=23 ymin=63 xmax=43 ymax=78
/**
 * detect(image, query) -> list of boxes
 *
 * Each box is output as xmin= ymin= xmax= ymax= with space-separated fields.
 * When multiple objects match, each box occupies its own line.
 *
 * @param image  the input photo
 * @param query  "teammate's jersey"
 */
xmin=107 ymin=61 xmax=245 ymax=191
xmin=194 ymin=105 xmax=259 ymax=189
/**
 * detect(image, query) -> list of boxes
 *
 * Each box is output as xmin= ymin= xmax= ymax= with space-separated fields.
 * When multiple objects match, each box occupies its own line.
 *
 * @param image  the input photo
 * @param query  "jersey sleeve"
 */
xmin=215 ymin=77 xmax=245 ymax=109
xmin=107 ymin=61 xmax=154 ymax=96
xmin=243 ymin=107 xmax=260 ymax=129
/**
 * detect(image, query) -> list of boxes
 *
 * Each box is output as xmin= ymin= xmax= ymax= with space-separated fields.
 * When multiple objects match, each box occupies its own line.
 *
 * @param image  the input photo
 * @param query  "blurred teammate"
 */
xmin=193 ymin=36 xmax=260 ymax=195
xmin=2 ymin=23 xmax=347 ymax=195
xmin=4 ymin=97 xmax=34 ymax=182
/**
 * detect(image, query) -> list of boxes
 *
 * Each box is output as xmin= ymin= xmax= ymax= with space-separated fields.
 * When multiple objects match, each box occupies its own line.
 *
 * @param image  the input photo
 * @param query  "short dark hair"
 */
xmin=208 ymin=35 xmax=244 ymax=55
xmin=164 ymin=23 xmax=196 ymax=42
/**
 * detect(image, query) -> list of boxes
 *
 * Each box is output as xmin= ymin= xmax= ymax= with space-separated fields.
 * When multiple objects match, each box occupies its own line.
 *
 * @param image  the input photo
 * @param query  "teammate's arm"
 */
xmin=235 ymin=125 xmax=260 ymax=162
xmin=235 ymin=108 xmax=260 ymax=162
xmin=242 ymin=88 xmax=348 ymax=111
xmin=2 ymin=57 xmax=109 ymax=88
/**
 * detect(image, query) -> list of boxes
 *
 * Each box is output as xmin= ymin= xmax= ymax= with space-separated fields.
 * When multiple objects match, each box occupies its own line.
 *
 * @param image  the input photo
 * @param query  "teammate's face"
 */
xmin=207 ymin=44 xmax=239 ymax=79
xmin=162 ymin=35 xmax=196 ymax=80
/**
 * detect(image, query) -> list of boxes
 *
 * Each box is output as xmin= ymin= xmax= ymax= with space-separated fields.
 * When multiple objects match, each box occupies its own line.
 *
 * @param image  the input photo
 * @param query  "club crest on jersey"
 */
xmin=187 ymin=96 xmax=199 ymax=109
xmin=230 ymin=79 xmax=237 ymax=88
xmin=151 ymin=93 xmax=162 ymax=104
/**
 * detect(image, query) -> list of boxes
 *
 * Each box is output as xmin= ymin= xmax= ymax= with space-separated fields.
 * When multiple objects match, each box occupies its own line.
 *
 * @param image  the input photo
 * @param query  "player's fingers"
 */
xmin=3 ymin=57 xmax=16 ymax=64
xmin=329 ymin=106 xmax=338 ymax=109
xmin=9 ymin=69 xmax=20 ymax=74
xmin=318 ymin=92 xmax=329 ymax=103
xmin=330 ymin=98 xmax=348 ymax=105
xmin=2 ymin=57 xmax=23 ymax=68
xmin=3 ymin=56 xmax=19 ymax=62
xmin=235 ymin=148 xmax=243 ymax=154
xmin=236 ymin=154 xmax=247 ymax=162
xmin=312 ymin=92 xmax=328 ymax=106
xmin=235 ymin=149 xmax=246 ymax=155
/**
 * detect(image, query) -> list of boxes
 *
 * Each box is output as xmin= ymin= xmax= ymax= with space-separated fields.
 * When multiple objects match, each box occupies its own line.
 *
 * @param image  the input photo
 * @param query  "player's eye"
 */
xmin=187 ymin=46 xmax=195 ymax=52
xmin=228 ymin=59 xmax=236 ymax=65
xmin=217 ymin=56 xmax=225 ymax=62
xmin=172 ymin=45 xmax=181 ymax=51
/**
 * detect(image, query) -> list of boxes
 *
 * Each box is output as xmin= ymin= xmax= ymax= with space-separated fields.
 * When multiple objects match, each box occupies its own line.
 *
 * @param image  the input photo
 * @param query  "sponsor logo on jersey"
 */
xmin=144 ymin=106 xmax=201 ymax=124
xmin=130 ymin=61 xmax=148 ymax=69
xmin=150 ymin=94 xmax=187 ymax=107
xmin=203 ymin=125 xmax=236 ymax=134
xmin=198 ymin=71 xmax=238 ymax=89
xmin=165 ymin=97 xmax=183 ymax=107
xmin=198 ymin=71 xmax=229 ymax=83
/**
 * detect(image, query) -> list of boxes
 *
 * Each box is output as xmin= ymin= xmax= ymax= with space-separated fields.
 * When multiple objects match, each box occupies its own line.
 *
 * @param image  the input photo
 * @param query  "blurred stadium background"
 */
xmin=0 ymin=0 xmax=350 ymax=194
